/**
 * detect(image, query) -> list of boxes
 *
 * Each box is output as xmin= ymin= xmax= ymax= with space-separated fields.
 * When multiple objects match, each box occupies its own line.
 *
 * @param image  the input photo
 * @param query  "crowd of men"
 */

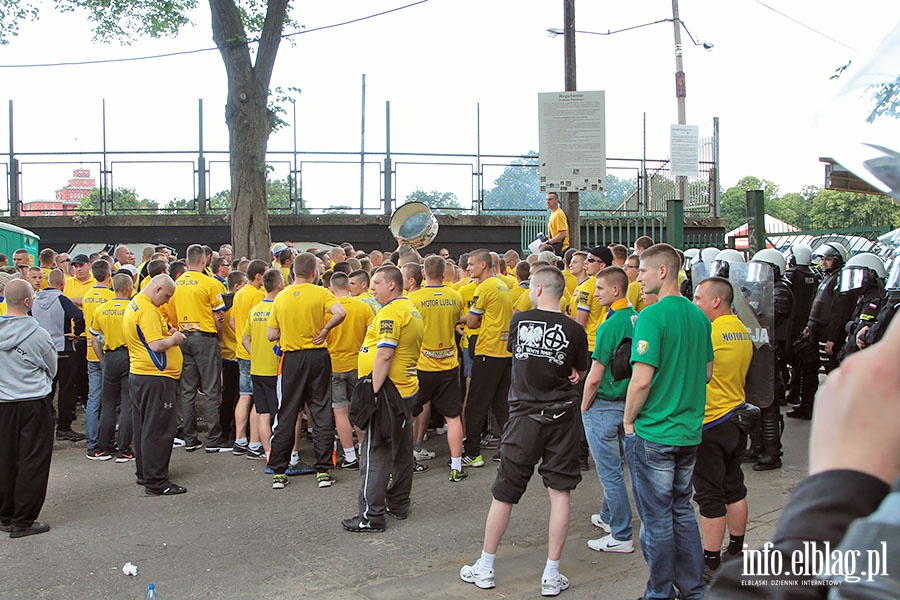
xmin=1 ymin=207 xmax=898 ymax=598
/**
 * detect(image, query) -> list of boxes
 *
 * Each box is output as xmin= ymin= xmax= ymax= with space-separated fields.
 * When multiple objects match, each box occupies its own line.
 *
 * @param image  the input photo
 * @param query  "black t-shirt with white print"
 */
xmin=507 ymin=308 xmax=589 ymax=418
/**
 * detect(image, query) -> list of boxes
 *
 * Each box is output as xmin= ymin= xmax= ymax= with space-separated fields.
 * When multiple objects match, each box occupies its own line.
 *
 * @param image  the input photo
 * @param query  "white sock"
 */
xmin=451 ymin=456 xmax=462 ymax=471
xmin=480 ymin=550 xmax=495 ymax=571
xmin=291 ymin=451 xmax=300 ymax=463
xmin=543 ymin=558 xmax=559 ymax=581
xmin=343 ymin=447 xmax=357 ymax=462
xmin=235 ymin=437 xmax=248 ymax=446
xmin=249 ymin=442 xmax=262 ymax=451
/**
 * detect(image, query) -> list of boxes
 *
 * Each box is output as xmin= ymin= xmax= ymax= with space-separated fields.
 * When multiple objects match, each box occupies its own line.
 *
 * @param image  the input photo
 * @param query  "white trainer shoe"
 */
xmin=460 ymin=559 xmax=495 ymax=589
xmin=587 ymin=534 xmax=634 ymax=553
xmin=541 ymin=573 xmax=570 ymax=596
xmin=590 ymin=513 xmax=612 ymax=533
xmin=413 ymin=448 xmax=436 ymax=461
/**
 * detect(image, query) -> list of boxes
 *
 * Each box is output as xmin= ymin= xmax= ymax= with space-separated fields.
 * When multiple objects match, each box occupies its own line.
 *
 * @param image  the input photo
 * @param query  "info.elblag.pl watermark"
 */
xmin=740 ymin=541 xmax=890 ymax=586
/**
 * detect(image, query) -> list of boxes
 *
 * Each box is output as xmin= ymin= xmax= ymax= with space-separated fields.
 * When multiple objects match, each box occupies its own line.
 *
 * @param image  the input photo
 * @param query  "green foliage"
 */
xmin=59 ymin=0 xmax=197 ymax=43
xmin=162 ymin=177 xmax=295 ymax=214
xmin=0 ymin=0 xmax=39 ymax=44
xmin=482 ymin=152 xmax=541 ymax=212
xmin=404 ymin=189 xmax=464 ymax=213
xmin=78 ymin=187 xmax=158 ymax=214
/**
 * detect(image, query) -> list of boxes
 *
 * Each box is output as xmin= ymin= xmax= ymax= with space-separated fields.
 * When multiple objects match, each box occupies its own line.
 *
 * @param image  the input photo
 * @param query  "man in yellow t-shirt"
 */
xmin=624 ymin=253 xmax=646 ymax=313
xmin=230 ymin=260 xmax=268 ymax=458
xmin=349 ymin=269 xmax=381 ymax=315
xmin=242 ymin=268 xmax=285 ymax=461
xmin=546 ymin=192 xmax=570 ymax=255
xmin=267 ymin=253 xmax=347 ymax=490
xmin=219 ymin=270 xmax=247 ymax=456
xmin=343 ymin=266 xmax=423 ymax=533
xmin=83 ymin=260 xmax=115 ymax=460
xmin=63 ymin=253 xmax=96 ymax=411
xmin=576 ymin=247 xmax=612 ymax=353
xmin=123 ymin=274 xmax=187 ymax=496
xmin=409 ymin=256 xmax=467 ymax=481
xmin=462 ymin=249 xmax=513 ymax=466
xmin=326 ymin=272 xmax=373 ymax=470
xmin=170 ymin=244 xmax=228 ymax=454
xmin=692 ymin=277 xmax=753 ymax=578
xmin=38 ymin=248 xmax=57 ymax=291
xmin=89 ymin=273 xmax=134 ymax=460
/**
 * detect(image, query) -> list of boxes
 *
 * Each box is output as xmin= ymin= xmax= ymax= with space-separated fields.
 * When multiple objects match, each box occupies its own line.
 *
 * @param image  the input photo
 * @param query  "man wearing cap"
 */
xmin=546 ymin=192 xmax=569 ymax=257
xmin=63 ymin=253 xmax=96 ymax=412
xmin=273 ymin=243 xmax=294 ymax=284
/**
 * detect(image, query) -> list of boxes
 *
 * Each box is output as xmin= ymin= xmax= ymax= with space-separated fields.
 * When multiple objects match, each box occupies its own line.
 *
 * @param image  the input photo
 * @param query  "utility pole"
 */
xmin=669 ymin=0 xmax=687 ymax=247
xmin=563 ymin=0 xmax=581 ymax=249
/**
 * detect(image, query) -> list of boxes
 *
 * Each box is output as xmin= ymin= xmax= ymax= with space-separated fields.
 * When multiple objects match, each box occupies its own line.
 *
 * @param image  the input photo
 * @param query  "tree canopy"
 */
xmin=78 ymin=186 xmax=158 ymax=214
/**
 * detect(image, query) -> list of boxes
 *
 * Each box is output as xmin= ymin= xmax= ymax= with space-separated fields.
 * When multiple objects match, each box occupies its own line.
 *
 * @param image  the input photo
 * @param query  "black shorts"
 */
xmin=692 ymin=419 xmax=747 ymax=518
xmin=251 ymin=375 xmax=278 ymax=415
xmin=416 ymin=368 xmax=462 ymax=418
xmin=491 ymin=408 xmax=582 ymax=504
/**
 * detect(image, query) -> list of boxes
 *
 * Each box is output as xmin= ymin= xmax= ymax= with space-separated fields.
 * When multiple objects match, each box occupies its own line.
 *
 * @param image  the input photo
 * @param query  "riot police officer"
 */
xmin=746 ymin=249 xmax=793 ymax=471
xmin=681 ymin=248 xmax=699 ymax=299
xmin=858 ymin=258 xmax=900 ymax=349
xmin=789 ymin=242 xmax=854 ymax=420
xmin=835 ymin=253 xmax=886 ymax=363
xmin=783 ymin=244 xmax=819 ymax=406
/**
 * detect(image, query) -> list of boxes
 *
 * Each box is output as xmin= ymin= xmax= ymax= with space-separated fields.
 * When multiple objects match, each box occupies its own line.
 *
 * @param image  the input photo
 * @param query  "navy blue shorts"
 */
xmin=251 ymin=375 xmax=278 ymax=415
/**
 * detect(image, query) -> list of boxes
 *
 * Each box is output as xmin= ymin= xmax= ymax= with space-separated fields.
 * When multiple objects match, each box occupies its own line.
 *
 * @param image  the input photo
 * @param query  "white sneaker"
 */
xmin=172 ymin=437 xmax=186 ymax=448
xmin=460 ymin=559 xmax=495 ymax=589
xmin=541 ymin=573 xmax=570 ymax=596
xmin=590 ymin=514 xmax=611 ymax=533
xmin=587 ymin=534 xmax=634 ymax=553
xmin=413 ymin=448 xmax=436 ymax=461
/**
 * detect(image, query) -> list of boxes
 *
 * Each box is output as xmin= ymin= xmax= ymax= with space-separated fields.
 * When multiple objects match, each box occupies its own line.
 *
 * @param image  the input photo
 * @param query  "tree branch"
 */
xmin=255 ymin=0 xmax=290 ymax=88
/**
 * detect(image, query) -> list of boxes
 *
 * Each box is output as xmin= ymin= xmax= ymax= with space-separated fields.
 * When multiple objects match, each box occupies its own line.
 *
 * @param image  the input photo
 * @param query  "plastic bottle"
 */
xmin=145 ymin=583 xmax=159 ymax=599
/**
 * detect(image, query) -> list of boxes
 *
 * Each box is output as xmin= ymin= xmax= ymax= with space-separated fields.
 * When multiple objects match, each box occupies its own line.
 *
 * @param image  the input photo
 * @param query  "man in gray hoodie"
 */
xmin=0 ymin=279 xmax=58 ymax=538
xmin=32 ymin=269 xmax=85 ymax=441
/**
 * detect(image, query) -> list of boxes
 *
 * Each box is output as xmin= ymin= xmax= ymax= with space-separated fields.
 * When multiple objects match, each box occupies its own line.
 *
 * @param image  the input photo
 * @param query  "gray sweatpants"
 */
xmin=179 ymin=334 xmax=224 ymax=446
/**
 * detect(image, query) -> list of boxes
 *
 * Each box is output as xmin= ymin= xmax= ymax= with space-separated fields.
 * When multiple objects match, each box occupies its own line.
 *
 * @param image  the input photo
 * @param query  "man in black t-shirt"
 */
xmin=461 ymin=266 xmax=589 ymax=597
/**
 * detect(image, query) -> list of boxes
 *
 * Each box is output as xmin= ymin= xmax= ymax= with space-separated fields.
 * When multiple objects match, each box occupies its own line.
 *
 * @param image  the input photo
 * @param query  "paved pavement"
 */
xmin=0 ymin=409 xmax=811 ymax=599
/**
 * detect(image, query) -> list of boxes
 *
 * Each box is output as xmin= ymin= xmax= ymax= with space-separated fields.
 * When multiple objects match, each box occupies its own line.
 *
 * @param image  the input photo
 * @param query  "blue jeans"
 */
xmin=582 ymin=400 xmax=632 ymax=540
xmin=625 ymin=433 xmax=705 ymax=600
xmin=85 ymin=360 xmax=103 ymax=451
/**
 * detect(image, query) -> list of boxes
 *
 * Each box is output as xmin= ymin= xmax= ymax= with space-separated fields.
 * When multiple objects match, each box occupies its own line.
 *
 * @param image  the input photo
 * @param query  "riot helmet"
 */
xmin=683 ymin=248 xmax=699 ymax=272
xmin=812 ymin=242 xmax=849 ymax=273
xmin=751 ymin=248 xmax=788 ymax=279
xmin=786 ymin=243 xmax=813 ymax=267
xmin=840 ymin=252 xmax=887 ymax=293
xmin=710 ymin=249 xmax=744 ymax=278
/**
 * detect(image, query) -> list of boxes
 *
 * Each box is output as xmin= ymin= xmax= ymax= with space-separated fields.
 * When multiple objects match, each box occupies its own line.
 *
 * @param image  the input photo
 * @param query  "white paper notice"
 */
xmin=670 ymin=125 xmax=699 ymax=177
xmin=538 ymin=91 xmax=606 ymax=193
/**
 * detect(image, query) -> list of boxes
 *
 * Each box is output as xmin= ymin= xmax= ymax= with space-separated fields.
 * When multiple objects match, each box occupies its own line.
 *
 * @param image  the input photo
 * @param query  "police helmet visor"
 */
xmin=887 ymin=260 xmax=900 ymax=291
xmin=839 ymin=267 xmax=868 ymax=293
xmin=710 ymin=259 xmax=730 ymax=278
xmin=747 ymin=261 xmax=774 ymax=283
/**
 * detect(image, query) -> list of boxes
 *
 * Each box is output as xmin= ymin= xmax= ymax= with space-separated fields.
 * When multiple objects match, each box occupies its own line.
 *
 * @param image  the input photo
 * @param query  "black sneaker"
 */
xmin=205 ymin=442 xmax=231 ymax=453
xmin=232 ymin=442 xmax=249 ymax=456
xmin=340 ymin=457 xmax=359 ymax=470
xmin=245 ymin=447 xmax=266 ymax=460
xmin=413 ymin=461 xmax=429 ymax=474
xmin=145 ymin=484 xmax=188 ymax=496
xmin=86 ymin=450 xmax=112 ymax=461
xmin=115 ymin=449 xmax=135 ymax=463
xmin=341 ymin=516 xmax=384 ymax=533
xmin=479 ymin=433 xmax=500 ymax=448
xmin=184 ymin=442 xmax=203 ymax=452
xmin=386 ymin=506 xmax=408 ymax=521
xmin=9 ymin=521 xmax=50 ymax=538
xmin=56 ymin=429 xmax=86 ymax=442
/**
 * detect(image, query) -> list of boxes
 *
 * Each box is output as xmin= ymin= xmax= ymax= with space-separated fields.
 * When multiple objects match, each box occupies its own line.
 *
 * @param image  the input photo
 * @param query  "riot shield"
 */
xmin=691 ymin=262 xmax=713 ymax=295
xmin=730 ymin=262 xmax=777 ymax=408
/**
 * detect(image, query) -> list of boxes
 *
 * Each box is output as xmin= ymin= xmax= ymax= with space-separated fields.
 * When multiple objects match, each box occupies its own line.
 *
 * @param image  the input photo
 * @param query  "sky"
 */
xmin=0 ymin=0 xmax=898 ymax=212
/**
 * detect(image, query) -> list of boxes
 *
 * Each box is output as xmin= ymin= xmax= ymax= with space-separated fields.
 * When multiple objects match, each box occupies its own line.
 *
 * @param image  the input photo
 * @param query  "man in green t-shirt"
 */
xmin=624 ymin=243 xmax=713 ymax=600
xmin=581 ymin=266 xmax=637 ymax=554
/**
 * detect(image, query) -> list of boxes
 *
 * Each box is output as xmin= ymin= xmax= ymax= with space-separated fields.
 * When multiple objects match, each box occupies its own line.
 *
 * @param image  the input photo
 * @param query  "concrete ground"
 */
xmin=0 ymin=409 xmax=810 ymax=599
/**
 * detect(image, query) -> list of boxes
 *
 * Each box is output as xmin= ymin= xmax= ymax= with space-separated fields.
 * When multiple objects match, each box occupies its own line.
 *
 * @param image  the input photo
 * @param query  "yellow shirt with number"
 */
xmin=357 ymin=297 xmax=424 ymax=398
xmin=82 ymin=285 xmax=115 ymax=361
xmin=171 ymin=271 xmax=226 ymax=333
xmin=268 ymin=283 xmax=339 ymax=351
xmin=326 ymin=296 xmax=373 ymax=373
xmin=576 ymin=276 xmax=608 ymax=352
xmin=89 ymin=298 xmax=130 ymax=351
xmin=244 ymin=299 xmax=280 ymax=377
xmin=409 ymin=285 xmax=464 ymax=372
xmin=232 ymin=284 xmax=266 ymax=360
xmin=124 ymin=293 xmax=183 ymax=379
xmin=470 ymin=276 xmax=513 ymax=358
xmin=548 ymin=207 xmax=570 ymax=251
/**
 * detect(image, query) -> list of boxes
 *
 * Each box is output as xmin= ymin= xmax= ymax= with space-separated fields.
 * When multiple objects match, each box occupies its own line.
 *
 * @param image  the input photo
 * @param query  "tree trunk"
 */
xmin=209 ymin=0 xmax=289 ymax=260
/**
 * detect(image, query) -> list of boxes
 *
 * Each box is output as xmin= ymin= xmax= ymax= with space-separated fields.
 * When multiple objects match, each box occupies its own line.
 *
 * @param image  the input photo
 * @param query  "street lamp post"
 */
xmin=670 ymin=0 xmax=687 ymax=248
xmin=563 ymin=0 xmax=581 ymax=250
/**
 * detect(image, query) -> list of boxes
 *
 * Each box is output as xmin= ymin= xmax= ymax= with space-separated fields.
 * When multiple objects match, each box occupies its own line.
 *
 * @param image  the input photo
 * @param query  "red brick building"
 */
xmin=22 ymin=168 xmax=95 ymax=215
